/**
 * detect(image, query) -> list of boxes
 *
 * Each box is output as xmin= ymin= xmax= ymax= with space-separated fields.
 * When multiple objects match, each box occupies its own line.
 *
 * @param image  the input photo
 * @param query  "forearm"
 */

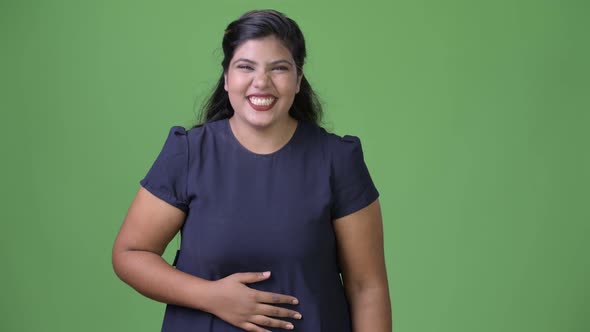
xmin=112 ymin=250 xmax=214 ymax=312
xmin=347 ymin=285 xmax=392 ymax=332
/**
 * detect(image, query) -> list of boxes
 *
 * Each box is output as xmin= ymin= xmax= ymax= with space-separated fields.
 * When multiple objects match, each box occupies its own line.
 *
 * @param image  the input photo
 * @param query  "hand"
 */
xmin=207 ymin=271 xmax=302 ymax=331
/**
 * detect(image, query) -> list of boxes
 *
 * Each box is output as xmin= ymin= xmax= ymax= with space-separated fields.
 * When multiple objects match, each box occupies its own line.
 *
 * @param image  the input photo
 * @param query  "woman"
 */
xmin=112 ymin=9 xmax=392 ymax=332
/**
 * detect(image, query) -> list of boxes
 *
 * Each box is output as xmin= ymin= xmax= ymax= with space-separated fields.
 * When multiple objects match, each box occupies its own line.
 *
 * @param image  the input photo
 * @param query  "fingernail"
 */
xmin=262 ymin=271 xmax=271 ymax=277
xmin=294 ymin=313 xmax=302 ymax=319
xmin=286 ymin=324 xmax=294 ymax=329
xmin=292 ymin=298 xmax=299 ymax=304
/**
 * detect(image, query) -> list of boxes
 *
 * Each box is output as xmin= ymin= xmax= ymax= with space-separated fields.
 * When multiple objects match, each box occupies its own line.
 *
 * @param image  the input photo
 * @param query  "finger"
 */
xmin=255 ymin=290 xmax=299 ymax=305
xmin=240 ymin=322 xmax=271 ymax=332
xmin=235 ymin=271 xmax=271 ymax=284
xmin=250 ymin=315 xmax=295 ymax=330
xmin=257 ymin=303 xmax=302 ymax=320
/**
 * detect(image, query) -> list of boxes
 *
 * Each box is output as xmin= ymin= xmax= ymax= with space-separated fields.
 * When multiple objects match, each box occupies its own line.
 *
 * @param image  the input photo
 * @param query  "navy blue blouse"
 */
xmin=139 ymin=117 xmax=379 ymax=331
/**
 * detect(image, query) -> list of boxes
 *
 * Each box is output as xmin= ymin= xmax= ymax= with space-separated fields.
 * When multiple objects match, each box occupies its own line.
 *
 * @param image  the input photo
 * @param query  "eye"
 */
xmin=273 ymin=66 xmax=289 ymax=71
xmin=237 ymin=64 xmax=254 ymax=70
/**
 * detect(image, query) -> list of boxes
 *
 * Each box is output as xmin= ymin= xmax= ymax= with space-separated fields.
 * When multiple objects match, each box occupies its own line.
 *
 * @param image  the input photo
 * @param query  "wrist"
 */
xmin=189 ymin=278 xmax=217 ymax=313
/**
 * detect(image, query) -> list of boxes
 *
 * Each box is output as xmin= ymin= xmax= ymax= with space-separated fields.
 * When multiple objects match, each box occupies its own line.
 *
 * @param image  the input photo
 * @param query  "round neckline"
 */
xmin=225 ymin=117 xmax=302 ymax=158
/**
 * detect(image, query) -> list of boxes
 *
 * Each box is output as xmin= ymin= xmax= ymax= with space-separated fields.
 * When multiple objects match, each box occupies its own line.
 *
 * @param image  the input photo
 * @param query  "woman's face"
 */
xmin=224 ymin=35 xmax=302 ymax=130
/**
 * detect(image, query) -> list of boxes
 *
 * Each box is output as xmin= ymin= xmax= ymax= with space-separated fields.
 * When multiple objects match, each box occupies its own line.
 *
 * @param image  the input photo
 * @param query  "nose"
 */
xmin=253 ymin=71 xmax=271 ymax=89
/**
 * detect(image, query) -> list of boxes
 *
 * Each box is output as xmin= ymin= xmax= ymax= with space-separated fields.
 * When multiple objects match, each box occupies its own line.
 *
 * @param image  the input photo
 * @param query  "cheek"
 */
xmin=277 ymin=79 xmax=299 ymax=95
xmin=227 ymin=75 xmax=251 ymax=93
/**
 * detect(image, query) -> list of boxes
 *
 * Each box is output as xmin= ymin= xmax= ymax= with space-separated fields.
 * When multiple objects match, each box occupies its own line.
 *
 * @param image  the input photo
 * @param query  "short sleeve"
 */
xmin=139 ymin=126 xmax=189 ymax=213
xmin=330 ymin=135 xmax=380 ymax=219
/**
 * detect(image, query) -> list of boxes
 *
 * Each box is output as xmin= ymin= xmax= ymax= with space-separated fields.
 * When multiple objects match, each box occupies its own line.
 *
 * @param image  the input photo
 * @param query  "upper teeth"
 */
xmin=249 ymin=96 xmax=275 ymax=106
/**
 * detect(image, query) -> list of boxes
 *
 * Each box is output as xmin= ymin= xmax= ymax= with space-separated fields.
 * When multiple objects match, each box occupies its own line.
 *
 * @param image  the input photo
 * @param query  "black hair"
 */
xmin=192 ymin=9 xmax=323 ymax=128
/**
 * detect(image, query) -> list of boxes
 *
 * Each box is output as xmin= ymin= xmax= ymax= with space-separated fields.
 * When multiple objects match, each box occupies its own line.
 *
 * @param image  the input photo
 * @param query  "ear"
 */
xmin=296 ymin=72 xmax=303 ymax=94
xmin=224 ymin=72 xmax=228 ymax=91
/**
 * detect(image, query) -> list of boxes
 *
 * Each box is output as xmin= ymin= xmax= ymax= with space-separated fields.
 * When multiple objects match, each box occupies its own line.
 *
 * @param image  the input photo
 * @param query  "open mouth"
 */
xmin=248 ymin=96 xmax=277 ymax=106
xmin=247 ymin=95 xmax=278 ymax=111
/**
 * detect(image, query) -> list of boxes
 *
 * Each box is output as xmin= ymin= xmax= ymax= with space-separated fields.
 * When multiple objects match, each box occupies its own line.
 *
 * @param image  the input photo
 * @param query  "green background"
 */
xmin=2 ymin=0 xmax=588 ymax=331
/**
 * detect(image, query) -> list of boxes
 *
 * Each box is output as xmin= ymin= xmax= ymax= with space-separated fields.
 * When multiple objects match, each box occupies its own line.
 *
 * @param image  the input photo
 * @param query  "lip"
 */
xmin=246 ymin=94 xmax=278 ymax=111
xmin=247 ymin=93 xmax=277 ymax=98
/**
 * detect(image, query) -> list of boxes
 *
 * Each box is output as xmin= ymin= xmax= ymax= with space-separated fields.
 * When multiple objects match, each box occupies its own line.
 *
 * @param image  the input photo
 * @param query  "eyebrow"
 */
xmin=233 ymin=58 xmax=293 ymax=67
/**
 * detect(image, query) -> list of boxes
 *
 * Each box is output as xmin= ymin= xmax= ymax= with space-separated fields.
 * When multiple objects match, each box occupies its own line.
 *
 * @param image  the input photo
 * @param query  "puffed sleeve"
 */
xmin=139 ymin=126 xmax=189 ymax=213
xmin=331 ymin=135 xmax=380 ymax=219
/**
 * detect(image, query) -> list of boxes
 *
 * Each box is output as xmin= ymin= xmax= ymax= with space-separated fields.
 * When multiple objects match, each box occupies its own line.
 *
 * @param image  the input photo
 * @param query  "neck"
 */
xmin=228 ymin=116 xmax=298 ymax=155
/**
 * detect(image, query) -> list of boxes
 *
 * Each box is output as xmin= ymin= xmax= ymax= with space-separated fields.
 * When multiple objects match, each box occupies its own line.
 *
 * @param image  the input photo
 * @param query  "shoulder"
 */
xmin=155 ymin=120 xmax=219 ymax=157
xmin=178 ymin=118 xmax=226 ymax=144
xmin=311 ymin=124 xmax=365 ymax=160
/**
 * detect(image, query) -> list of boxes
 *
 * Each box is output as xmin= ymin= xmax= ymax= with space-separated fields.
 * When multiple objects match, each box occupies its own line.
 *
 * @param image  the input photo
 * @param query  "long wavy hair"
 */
xmin=192 ymin=9 xmax=323 ymax=128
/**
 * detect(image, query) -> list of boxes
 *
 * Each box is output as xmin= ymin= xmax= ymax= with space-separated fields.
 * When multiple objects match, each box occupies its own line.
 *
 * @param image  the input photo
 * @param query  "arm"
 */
xmin=333 ymin=198 xmax=392 ymax=332
xmin=111 ymin=186 xmax=214 ymax=311
xmin=113 ymin=187 xmax=303 ymax=331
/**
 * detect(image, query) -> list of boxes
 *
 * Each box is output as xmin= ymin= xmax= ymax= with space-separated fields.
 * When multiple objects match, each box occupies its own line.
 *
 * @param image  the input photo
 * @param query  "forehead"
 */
xmin=232 ymin=35 xmax=294 ymax=62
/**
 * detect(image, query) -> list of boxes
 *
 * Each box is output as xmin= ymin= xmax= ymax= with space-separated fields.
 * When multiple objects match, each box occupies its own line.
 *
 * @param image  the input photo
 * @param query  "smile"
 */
xmin=248 ymin=96 xmax=277 ymax=106
xmin=246 ymin=95 xmax=278 ymax=111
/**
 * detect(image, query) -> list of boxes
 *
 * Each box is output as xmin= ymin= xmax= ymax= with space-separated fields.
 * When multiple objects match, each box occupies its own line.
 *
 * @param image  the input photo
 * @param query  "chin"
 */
xmin=235 ymin=113 xmax=272 ymax=129
xmin=247 ymin=110 xmax=281 ymax=123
